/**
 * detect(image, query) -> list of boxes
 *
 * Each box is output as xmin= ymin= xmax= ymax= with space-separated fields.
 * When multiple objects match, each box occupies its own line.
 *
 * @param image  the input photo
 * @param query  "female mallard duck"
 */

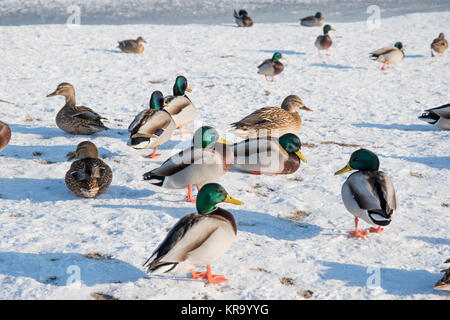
xmin=315 ymin=24 xmax=335 ymax=56
xmin=230 ymin=95 xmax=312 ymax=139
xmin=46 ymin=83 xmax=109 ymax=135
xmin=164 ymin=76 xmax=196 ymax=135
xmin=128 ymin=91 xmax=176 ymax=158
xmin=143 ymin=126 xmax=233 ymax=202
xmin=143 ymin=183 xmax=242 ymax=284
xmin=257 ymin=52 xmax=285 ymax=82
xmin=65 ymin=141 xmax=112 ymax=198
xmin=431 ymin=33 xmax=448 ymax=57
xmin=434 ymin=258 xmax=450 ymax=291
xmin=369 ymin=42 xmax=405 ymax=71
xmin=335 ymin=149 xmax=397 ymax=238
xmin=0 ymin=121 xmax=11 ymax=152
xmin=300 ymin=12 xmax=324 ymax=27
xmin=418 ymin=103 xmax=450 ymax=130
xmin=117 ymin=36 xmax=146 ymax=54
xmin=233 ymin=133 xmax=307 ymax=175
xmin=233 ymin=9 xmax=253 ymax=27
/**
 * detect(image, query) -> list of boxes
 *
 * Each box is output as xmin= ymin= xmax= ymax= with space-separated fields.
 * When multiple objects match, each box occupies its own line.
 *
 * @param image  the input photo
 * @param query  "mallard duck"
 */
xmin=335 ymin=149 xmax=397 ymax=238
xmin=128 ymin=91 xmax=176 ymax=158
xmin=230 ymin=95 xmax=312 ymax=139
xmin=233 ymin=133 xmax=307 ymax=175
xmin=257 ymin=52 xmax=285 ymax=82
xmin=434 ymin=258 xmax=450 ymax=291
xmin=369 ymin=42 xmax=405 ymax=71
xmin=300 ymin=12 xmax=324 ymax=27
xmin=143 ymin=183 xmax=242 ymax=284
xmin=418 ymin=103 xmax=450 ymax=130
xmin=117 ymin=36 xmax=146 ymax=54
xmin=431 ymin=33 xmax=448 ymax=57
xmin=0 ymin=121 xmax=11 ymax=152
xmin=233 ymin=9 xmax=253 ymax=27
xmin=65 ymin=141 xmax=112 ymax=198
xmin=46 ymin=83 xmax=108 ymax=135
xmin=164 ymin=76 xmax=196 ymax=135
xmin=315 ymin=24 xmax=335 ymax=56
xmin=143 ymin=126 xmax=233 ymax=202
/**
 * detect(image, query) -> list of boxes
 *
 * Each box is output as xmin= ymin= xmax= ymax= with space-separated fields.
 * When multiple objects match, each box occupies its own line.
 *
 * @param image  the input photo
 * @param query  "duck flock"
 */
xmin=0 ymin=8 xmax=449 ymax=295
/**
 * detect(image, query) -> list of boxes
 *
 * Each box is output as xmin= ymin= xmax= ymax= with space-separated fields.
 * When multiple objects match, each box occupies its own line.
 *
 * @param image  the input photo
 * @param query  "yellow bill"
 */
xmin=335 ymin=163 xmax=352 ymax=175
xmin=163 ymin=102 xmax=169 ymax=107
xmin=295 ymin=150 xmax=307 ymax=163
xmin=218 ymin=137 xmax=233 ymax=145
xmin=224 ymin=194 xmax=243 ymax=205
xmin=186 ymin=86 xmax=193 ymax=93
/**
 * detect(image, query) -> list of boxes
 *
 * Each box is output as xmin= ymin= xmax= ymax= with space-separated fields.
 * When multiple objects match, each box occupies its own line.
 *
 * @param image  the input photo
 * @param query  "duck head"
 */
xmin=192 ymin=126 xmax=231 ymax=148
xmin=279 ymin=133 xmax=307 ymax=163
xmin=173 ymin=76 xmax=192 ymax=96
xmin=196 ymin=183 xmax=243 ymax=214
xmin=281 ymin=95 xmax=313 ymax=112
xmin=149 ymin=91 xmax=168 ymax=110
xmin=335 ymin=148 xmax=380 ymax=175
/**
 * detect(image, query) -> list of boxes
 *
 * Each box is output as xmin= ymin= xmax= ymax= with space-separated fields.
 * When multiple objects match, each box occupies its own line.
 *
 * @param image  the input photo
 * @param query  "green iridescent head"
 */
xmin=315 ymin=12 xmax=322 ymax=19
xmin=272 ymin=52 xmax=284 ymax=61
xmin=279 ymin=134 xmax=307 ymax=162
xmin=323 ymin=24 xmax=335 ymax=34
xmin=192 ymin=126 xmax=230 ymax=148
xmin=173 ymin=76 xmax=192 ymax=96
xmin=149 ymin=91 xmax=166 ymax=110
xmin=196 ymin=183 xmax=243 ymax=214
xmin=335 ymin=148 xmax=380 ymax=175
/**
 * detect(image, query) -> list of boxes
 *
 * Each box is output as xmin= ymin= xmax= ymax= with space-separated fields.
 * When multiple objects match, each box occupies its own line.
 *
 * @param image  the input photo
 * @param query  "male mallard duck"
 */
xmin=164 ymin=76 xmax=196 ymax=135
xmin=0 ymin=121 xmax=11 ymax=152
xmin=315 ymin=24 xmax=335 ymax=56
xmin=128 ymin=91 xmax=176 ymax=158
xmin=230 ymin=95 xmax=312 ymax=139
xmin=65 ymin=141 xmax=112 ymax=198
xmin=335 ymin=149 xmax=397 ymax=238
xmin=46 ymin=83 xmax=109 ymax=135
xmin=431 ymin=33 xmax=448 ymax=57
xmin=369 ymin=42 xmax=405 ymax=71
xmin=257 ymin=52 xmax=285 ymax=82
xmin=418 ymin=103 xmax=450 ymax=130
xmin=434 ymin=258 xmax=450 ymax=291
xmin=300 ymin=12 xmax=324 ymax=27
xmin=143 ymin=126 xmax=233 ymax=202
xmin=233 ymin=133 xmax=307 ymax=175
xmin=143 ymin=183 xmax=242 ymax=284
xmin=117 ymin=36 xmax=146 ymax=54
xmin=233 ymin=9 xmax=253 ymax=27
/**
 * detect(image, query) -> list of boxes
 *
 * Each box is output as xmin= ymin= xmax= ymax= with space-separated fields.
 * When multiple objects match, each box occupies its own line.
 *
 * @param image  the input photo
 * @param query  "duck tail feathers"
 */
xmin=143 ymin=171 xmax=165 ymax=186
xmin=368 ymin=209 xmax=392 ymax=226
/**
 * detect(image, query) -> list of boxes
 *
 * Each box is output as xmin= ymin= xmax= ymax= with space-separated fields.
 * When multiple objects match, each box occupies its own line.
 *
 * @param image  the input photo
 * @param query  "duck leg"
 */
xmin=190 ymin=265 xmax=228 ymax=284
xmin=145 ymin=146 xmax=161 ymax=159
xmin=186 ymin=184 xmax=196 ymax=202
xmin=177 ymin=125 xmax=193 ymax=135
xmin=349 ymin=217 xmax=368 ymax=238
xmin=368 ymin=226 xmax=384 ymax=233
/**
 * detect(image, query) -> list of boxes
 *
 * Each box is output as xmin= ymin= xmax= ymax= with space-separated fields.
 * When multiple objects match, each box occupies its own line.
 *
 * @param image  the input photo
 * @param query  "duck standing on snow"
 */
xmin=431 ymin=33 xmax=448 ymax=57
xmin=418 ymin=103 xmax=450 ymax=130
xmin=143 ymin=183 xmax=242 ymax=284
xmin=315 ymin=24 xmax=335 ymax=56
xmin=46 ymin=83 xmax=109 ymax=135
xmin=143 ymin=126 xmax=233 ymax=202
xmin=300 ymin=12 xmax=324 ymax=27
xmin=230 ymin=95 xmax=312 ymax=139
xmin=257 ymin=52 xmax=285 ymax=82
xmin=0 ymin=121 xmax=11 ymax=152
xmin=369 ymin=42 xmax=405 ymax=71
xmin=233 ymin=9 xmax=253 ymax=27
xmin=233 ymin=133 xmax=307 ymax=175
xmin=128 ymin=91 xmax=176 ymax=158
xmin=65 ymin=141 xmax=112 ymax=198
xmin=434 ymin=258 xmax=450 ymax=291
xmin=117 ymin=36 xmax=146 ymax=54
xmin=164 ymin=76 xmax=196 ymax=135
xmin=335 ymin=149 xmax=397 ymax=238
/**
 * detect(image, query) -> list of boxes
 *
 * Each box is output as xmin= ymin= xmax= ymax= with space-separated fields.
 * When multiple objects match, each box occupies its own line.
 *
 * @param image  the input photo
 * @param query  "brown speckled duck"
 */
xmin=117 ymin=36 xmax=146 ymax=54
xmin=431 ymin=33 xmax=448 ymax=57
xmin=65 ymin=141 xmax=112 ymax=198
xmin=233 ymin=9 xmax=253 ymax=27
xmin=47 ymin=83 xmax=108 ymax=135
xmin=230 ymin=95 xmax=312 ymax=139
xmin=0 ymin=121 xmax=11 ymax=152
xmin=315 ymin=24 xmax=335 ymax=56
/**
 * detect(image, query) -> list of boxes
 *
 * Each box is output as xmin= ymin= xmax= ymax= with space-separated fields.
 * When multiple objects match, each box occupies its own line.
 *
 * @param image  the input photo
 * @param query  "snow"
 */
xmin=0 ymin=6 xmax=449 ymax=300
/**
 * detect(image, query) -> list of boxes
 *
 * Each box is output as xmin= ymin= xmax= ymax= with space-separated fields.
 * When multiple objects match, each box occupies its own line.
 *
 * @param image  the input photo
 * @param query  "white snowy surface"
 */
xmin=0 ymin=10 xmax=449 ymax=300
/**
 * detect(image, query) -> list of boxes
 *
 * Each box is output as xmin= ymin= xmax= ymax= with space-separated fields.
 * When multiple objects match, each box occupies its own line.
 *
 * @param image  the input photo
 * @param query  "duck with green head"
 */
xmin=257 ymin=52 xmax=285 ymax=82
xmin=144 ymin=183 xmax=242 ymax=284
xmin=143 ymin=126 xmax=233 ymax=202
xmin=300 ymin=12 xmax=324 ymax=27
xmin=164 ymin=76 xmax=196 ymax=135
xmin=315 ymin=24 xmax=335 ymax=56
xmin=233 ymin=133 xmax=307 ymax=175
xmin=127 ymin=90 xmax=176 ymax=158
xmin=335 ymin=149 xmax=397 ymax=238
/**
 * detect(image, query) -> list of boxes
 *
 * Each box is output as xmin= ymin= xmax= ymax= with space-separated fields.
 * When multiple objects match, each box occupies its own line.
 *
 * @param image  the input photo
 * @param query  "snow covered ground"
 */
xmin=0 ymin=7 xmax=449 ymax=300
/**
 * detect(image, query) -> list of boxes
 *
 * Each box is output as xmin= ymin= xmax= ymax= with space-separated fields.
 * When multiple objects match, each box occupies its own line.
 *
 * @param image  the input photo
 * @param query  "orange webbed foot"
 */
xmin=349 ymin=230 xmax=369 ymax=238
xmin=145 ymin=153 xmax=161 ymax=159
xmin=368 ymin=226 xmax=384 ymax=233
xmin=191 ymin=266 xmax=228 ymax=284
